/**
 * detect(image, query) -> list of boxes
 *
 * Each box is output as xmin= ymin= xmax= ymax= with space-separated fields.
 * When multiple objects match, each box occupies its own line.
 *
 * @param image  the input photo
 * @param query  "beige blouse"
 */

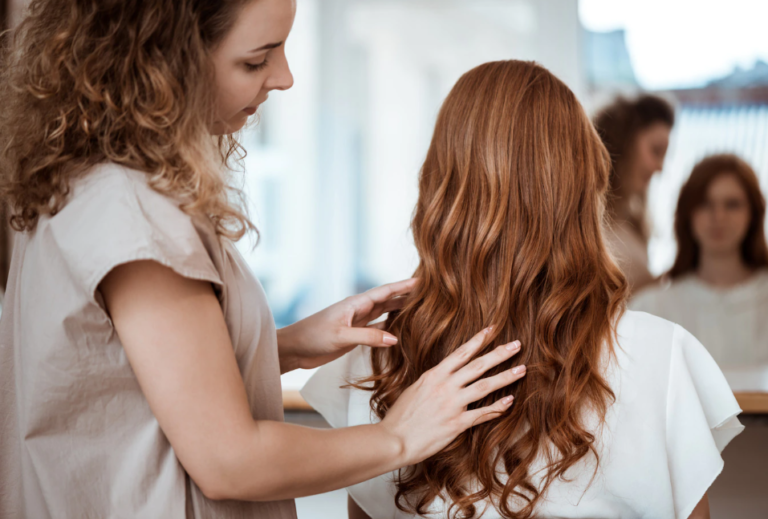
xmin=631 ymin=271 xmax=768 ymax=369
xmin=0 ymin=164 xmax=297 ymax=519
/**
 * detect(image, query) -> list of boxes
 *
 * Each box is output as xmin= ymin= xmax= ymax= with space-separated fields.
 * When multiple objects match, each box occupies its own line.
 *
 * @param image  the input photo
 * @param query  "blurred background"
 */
xmin=222 ymin=0 xmax=768 ymax=390
xmin=4 ymin=0 xmax=767 ymax=517
xmin=233 ymin=2 xmax=768 ymax=515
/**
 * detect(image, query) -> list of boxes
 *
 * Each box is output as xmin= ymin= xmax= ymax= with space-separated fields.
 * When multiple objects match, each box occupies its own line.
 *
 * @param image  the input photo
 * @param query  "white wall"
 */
xmin=348 ymin=0 xmax=584 ymax=286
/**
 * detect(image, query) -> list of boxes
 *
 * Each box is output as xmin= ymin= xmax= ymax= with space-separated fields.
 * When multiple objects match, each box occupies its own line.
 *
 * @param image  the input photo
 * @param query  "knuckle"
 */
xmin=471 ymin=359 xmax=487 ymax=375
xmin=459 ymin=414 xmax=474 ymax=430
xmin=456 ymin=345 xmax=472 ymax=362
xmin=474 ymin=379 xmax=490 ymax=394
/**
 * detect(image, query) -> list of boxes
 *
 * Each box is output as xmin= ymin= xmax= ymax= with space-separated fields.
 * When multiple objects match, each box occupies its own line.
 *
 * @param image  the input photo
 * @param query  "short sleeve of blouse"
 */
xmin=665 ymin=324 xmax=744 ymax=518
xmin=46 ymin=164 xmax=222 ymax=302
xmin=300 ymin=346 xmax=365 ymax=429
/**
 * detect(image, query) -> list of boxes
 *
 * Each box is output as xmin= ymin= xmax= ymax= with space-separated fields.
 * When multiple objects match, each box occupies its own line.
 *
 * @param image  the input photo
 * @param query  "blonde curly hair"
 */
xmin=0 ymin=0 xmax=254 ymax=239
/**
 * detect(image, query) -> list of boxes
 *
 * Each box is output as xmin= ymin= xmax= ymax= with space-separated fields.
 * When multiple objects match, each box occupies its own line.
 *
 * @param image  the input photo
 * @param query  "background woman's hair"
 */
xmin=593 ymin=94 xmax=675 ymax=240
xmin=358 ymin=61 xmax=628 ymax=519
xmin=668 ymin=153 xmax=768 ymax=279
xmin=0 ymin=0 xmax=253 ymax=238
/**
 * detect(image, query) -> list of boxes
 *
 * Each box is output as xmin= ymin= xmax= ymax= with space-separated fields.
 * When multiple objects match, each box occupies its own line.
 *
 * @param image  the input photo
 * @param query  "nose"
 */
xmin=264 ymin=50 xmax=294 ymax=92
xmin=712 ymin=205 xmax=728 ymax=222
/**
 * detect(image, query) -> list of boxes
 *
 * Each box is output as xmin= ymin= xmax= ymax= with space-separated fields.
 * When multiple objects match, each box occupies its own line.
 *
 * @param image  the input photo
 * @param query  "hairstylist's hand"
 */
xmin=276 ymin=278 xmax=417 ymax=373
xmin=380 ymin=327 xmax=526 ymax=466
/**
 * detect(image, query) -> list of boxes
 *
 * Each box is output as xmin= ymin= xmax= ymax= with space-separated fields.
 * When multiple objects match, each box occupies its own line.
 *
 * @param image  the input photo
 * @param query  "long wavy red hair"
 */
xmin=361 ymin=61 xmax=628 ymax=518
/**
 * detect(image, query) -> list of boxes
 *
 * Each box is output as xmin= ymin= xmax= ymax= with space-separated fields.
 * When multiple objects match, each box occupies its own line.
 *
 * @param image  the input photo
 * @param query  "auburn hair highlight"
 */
xmin=0 ymin=0 xmax=253 ymax=239
xmin=359 ymin=61 xmax=628 ymax=518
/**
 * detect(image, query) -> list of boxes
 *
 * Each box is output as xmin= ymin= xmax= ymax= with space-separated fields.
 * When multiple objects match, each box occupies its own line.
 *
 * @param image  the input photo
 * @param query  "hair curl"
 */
xmin=356 ymin=61 xmax=628 ymax=518
xmin=0 ymin=0 xmax=253 ymax=239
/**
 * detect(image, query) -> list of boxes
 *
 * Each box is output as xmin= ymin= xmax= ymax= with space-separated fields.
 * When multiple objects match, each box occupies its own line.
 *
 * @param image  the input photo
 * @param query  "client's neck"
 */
xmin=696 ymin=250 xmax=752 ymax=288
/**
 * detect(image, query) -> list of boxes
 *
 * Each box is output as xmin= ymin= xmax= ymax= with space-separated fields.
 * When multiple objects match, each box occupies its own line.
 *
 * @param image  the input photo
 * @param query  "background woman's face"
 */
xmin=210 ymin=0 xmax=296 ymax=135
xmin=626 ymin=122 xmax=671 ymax=196
xmin=691 ymin=173 xmax=752 ymax=257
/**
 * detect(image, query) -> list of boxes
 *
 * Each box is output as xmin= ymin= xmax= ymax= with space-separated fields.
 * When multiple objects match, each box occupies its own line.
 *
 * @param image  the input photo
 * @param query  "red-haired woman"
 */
xmin=632 ymin=154 xmax=768 ymax=369
xmin=303 ymin=61 xmax=742 ymax=519
xmin=594 ymin=95 xmax=675 ymax=293
xmin=0 ymin=1 xmax=523 ymax=517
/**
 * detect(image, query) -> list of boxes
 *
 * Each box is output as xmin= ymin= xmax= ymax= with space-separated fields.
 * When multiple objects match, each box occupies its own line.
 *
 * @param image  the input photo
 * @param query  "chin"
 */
xmin=701 ymin=242 xmax=740 ymax=256
xmin=211 ymin=116 xmax=247 ymax=136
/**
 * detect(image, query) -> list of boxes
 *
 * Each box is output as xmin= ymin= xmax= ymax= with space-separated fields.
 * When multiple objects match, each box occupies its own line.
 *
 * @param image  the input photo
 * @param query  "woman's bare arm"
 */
xmin=100 ymin=260 xmax=525 ymax=501
xmin=348 ymin=494 xmax=373 ymax=519
xmin=689 ymin=494 xmax=710 ymax=519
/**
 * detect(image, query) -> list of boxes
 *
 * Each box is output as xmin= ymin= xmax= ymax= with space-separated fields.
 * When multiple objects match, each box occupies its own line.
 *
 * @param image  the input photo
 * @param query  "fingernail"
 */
xmin=502 ymin=396 xmax=514 ymax=405
xmin=512 ymin=365 xmax=526 ymax=375
xmin=383 ymin=335 xmax=398 ymax=345
xmin=485 ymin=326 xmax=494 ymax=334
xmin=505 ymin=340 xmax=521 ymax=351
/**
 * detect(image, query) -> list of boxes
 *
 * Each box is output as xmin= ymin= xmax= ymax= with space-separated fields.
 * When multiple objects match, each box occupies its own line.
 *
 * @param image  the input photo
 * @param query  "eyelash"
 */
xmin=245 ymin=59 xmax=269 ymax=72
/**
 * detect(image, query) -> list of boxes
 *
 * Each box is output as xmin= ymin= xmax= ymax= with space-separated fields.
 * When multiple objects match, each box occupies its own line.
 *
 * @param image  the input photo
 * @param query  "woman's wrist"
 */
xmin=276 ymin=326 xmax=301 ymax=373
xmin=372 ymin=421 xmax=409 ymax=469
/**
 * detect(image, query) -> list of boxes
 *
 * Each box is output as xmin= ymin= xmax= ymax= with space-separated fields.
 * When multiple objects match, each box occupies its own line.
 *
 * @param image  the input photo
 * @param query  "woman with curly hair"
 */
xmin=0 ymin=1 xmax=526 ymax=517
xmin=594 ymin=95 xmax=675 ymax=293
xmin=303 ymin=61 xmax=742 ymax=519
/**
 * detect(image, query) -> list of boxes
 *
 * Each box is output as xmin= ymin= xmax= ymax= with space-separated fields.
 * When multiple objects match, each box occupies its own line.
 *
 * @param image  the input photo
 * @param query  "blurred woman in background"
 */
xmin=594 ymin=95 xmax=675 ymax=293
xmin=632 ymin=154 xmax=768 ymax=369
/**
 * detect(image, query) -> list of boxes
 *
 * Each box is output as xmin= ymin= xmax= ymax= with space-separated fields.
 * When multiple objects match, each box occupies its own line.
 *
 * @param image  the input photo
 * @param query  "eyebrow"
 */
xmin=248 ymin=42 xmax=283 ymax=53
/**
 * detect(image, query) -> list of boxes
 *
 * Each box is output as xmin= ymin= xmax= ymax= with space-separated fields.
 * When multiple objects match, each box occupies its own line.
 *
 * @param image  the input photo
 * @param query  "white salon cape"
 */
xmin=301 ymin=311 xmax=743 ymax=519
xmin=631 ymin=270 xmax=768 ymax=371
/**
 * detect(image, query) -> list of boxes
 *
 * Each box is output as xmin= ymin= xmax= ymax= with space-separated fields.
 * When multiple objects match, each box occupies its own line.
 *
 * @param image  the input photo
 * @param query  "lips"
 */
xmin=243 ymin=107 xmax=258 ymax=116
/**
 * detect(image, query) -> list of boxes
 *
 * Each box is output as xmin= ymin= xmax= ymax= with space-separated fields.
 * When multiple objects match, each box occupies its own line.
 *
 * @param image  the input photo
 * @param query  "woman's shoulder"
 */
xmin=608 ymin=313 xmax=743 ymax=519
xmin=616 ymin=308 xmax=677 ymax=351
xmin=64 ymin=162 xmax=184 ymax=216
xmin=613 ymin=310 xmax=704 ymax=385
xmin=628 ymin=275 xmax=696 ymax=313
xmin=614 ymin=309 xmax=740 ymax=421
xmin=40 ymin=162 xmax=222 ymax=299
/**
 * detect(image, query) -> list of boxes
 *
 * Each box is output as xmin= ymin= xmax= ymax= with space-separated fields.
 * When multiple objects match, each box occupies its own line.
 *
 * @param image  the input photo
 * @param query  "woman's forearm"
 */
xmin=102 ymin=263 xmax=524 ymax=504
xmin=207 ymin=421 xmax=404 ymax=501
xmin=275 ymin=326 xmax=300 ymax=373
xmin=349 ymin=494 xmax=373 ymax=519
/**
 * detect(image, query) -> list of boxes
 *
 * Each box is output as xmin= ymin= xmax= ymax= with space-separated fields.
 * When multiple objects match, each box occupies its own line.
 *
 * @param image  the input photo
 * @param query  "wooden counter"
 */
xmin=736 ymin=392 xmax=768 ymax=414
xmin=284 ymin=390 xmax=768 ymax=414
xmin=283 ymin=389 xmax=313 ymax=411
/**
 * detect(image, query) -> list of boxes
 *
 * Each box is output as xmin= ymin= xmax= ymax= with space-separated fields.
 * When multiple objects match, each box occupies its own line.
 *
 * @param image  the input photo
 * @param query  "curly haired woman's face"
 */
xmin=210 ymin=0 xmax=296 ymax=135
xmin=626 ymin=122 xmax=671 ymax=195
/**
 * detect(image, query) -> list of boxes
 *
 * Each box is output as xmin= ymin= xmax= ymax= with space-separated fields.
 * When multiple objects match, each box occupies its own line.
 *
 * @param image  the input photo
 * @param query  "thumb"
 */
xmin=338 ymin=326 xmax=398 ymax=348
